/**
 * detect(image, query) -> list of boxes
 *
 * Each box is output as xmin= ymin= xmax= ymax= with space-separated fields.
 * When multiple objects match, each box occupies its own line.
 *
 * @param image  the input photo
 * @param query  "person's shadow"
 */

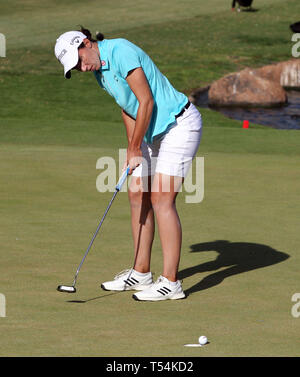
xmin=178 ymin=240 xmax=289 ymax=297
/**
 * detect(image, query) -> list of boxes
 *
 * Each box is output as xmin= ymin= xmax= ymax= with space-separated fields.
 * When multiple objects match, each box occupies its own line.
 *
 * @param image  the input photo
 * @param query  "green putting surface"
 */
xmin=0 ymin=0 xmax=300 ymax=357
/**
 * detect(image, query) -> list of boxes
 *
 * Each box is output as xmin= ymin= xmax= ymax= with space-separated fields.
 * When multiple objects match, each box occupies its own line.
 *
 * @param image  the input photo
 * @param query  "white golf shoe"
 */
xmin=132 ymin=275 xmax=186 ymax=301
xmin=101 ymin=269 xmax=154 ymax=291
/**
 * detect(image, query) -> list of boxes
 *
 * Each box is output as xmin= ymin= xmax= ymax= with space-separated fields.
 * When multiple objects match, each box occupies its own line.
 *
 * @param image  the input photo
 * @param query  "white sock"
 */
xmin=133 ymin=269 xmax=150 ymax=277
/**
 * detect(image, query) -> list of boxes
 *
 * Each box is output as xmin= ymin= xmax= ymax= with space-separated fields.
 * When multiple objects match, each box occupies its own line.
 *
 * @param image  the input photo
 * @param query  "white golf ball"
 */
xmin=198 ymin=335 xmax=208 ymax=345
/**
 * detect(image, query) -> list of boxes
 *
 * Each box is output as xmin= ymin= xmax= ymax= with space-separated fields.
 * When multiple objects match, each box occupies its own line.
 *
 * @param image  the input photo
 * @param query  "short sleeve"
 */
xmin=112 ymin=40 xmax=142 ymax=79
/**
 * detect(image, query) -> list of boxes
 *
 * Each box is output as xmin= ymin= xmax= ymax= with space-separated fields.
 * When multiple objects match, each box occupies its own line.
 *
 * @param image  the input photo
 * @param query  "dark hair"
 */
xmin=79 ymin=25 xmax=104 ymax=42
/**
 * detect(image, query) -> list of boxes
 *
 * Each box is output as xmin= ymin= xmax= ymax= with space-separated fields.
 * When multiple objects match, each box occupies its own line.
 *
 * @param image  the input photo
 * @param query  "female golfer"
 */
xmin=54 ymin=27 xmax=202 ymax=301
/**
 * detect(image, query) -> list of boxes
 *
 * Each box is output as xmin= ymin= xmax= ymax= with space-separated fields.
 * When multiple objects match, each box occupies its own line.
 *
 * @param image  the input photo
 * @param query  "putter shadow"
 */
xmin=178 ymin=240 xmax=289 ymax=297
xmin=66 ymin=291 xmax=121 ymax=303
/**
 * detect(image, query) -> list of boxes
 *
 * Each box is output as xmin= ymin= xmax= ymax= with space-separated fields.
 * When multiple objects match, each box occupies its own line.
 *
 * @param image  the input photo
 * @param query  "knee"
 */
xmin=128 ymin=176 xmax=151 ymax=208
xmin=151 ymin=192 xmax=174 ymax=213
xmin=128 ymin=188 xmax=143 ymax=208
xmin=128 ymin=188 xmax=153 ymax=211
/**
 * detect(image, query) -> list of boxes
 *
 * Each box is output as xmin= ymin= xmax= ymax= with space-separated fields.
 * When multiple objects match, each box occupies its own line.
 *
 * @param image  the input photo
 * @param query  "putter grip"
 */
xmin=116 ymin=166 xmax=130 ymax=191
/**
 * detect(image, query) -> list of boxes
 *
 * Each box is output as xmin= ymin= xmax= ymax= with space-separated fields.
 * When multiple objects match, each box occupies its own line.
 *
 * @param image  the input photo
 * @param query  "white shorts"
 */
xmin=132 ymin=103 xmax=202 ymax=178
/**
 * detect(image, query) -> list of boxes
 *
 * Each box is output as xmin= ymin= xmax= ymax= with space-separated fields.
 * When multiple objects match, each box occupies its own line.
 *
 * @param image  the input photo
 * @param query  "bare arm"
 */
xmin=121 ymin=109 xmax=136 ymax=172
xmin=125 ymin=67 xmax=154 ymax=173
xmin=121 ymin=109 xmax=135 ymax=145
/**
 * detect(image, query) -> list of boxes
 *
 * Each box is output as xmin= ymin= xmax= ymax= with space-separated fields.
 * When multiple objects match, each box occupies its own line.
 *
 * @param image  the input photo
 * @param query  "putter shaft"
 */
xmin=69 ymin=167 xmax=130 ymax=289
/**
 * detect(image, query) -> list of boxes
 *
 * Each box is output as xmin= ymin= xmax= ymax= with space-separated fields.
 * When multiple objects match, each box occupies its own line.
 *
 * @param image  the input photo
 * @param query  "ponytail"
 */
xmin=95 ymin=31 xmax=105 ymax=41
xmin=79 ymin=25 xmax=104 ymax=42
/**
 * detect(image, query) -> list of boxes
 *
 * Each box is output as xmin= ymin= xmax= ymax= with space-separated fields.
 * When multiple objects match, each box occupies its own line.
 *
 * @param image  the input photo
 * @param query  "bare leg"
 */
xmin=128 ymin=176 xmax=154 ymax=273
xmin=151 ymin=173 xmax=184 ymax=282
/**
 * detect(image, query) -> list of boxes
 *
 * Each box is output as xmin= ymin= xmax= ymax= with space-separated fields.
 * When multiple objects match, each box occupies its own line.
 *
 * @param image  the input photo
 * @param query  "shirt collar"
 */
xmin=97 ymin=40 xmax=110 ymax=71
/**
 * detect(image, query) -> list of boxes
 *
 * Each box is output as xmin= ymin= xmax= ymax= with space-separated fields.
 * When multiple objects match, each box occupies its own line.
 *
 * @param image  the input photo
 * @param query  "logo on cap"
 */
xmin=70 ymin=36 xmax=81 ymax=45
xmin=58 ymin=49 xmax=67 ymax=62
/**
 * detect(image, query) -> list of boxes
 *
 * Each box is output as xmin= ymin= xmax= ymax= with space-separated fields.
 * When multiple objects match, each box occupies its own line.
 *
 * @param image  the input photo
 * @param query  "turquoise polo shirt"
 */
xmin=93 ymin=39 xmax=188 ymax=144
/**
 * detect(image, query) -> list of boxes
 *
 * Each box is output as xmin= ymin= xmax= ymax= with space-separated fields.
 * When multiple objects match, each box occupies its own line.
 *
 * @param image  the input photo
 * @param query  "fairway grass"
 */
xmin=0 ymin=126 xmax=299 ymax=356
xmin=1 ymin=0 xmax=300 ymax=357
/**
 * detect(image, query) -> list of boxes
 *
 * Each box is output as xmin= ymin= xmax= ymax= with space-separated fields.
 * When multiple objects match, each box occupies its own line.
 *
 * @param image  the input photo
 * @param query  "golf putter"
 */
xmin=57 ymin=166 xmax=130 ymax=293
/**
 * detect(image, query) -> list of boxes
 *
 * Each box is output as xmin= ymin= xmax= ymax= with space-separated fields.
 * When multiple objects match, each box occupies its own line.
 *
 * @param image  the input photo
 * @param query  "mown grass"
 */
xmin=1 ymin=0 xmax=298 ymax=129
xmin=0 ymin=0 xmax=300 ymax=357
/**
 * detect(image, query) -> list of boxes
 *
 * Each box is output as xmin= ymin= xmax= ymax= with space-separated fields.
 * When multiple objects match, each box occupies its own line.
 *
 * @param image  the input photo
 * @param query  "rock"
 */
xmin=208 ymin=68 xmax=287 ymax=107
xmin=189 ymin=86 xmax=210 ymax=106
xmin=279 ymin=60 xmax=300 ymax=89
xmin=254 ymin=59 xmax=300 ymax=89
xmin=192 ymin=59 xmax=299 ymax=108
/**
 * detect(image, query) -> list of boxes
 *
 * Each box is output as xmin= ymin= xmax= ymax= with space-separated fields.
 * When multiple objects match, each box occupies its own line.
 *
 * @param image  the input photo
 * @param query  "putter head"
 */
xmin=57 ymin=285 xmax=76 ymax=293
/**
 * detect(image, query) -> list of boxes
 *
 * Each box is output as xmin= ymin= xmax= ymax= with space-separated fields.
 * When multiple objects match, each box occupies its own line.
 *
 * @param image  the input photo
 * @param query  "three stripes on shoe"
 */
xmin=124 ymin=277 xmax=139 ymax=286
xmin=156 ymin=287 xmax=172 ymax=296
xmin=124 ymin=277 xmax=171 ymax=295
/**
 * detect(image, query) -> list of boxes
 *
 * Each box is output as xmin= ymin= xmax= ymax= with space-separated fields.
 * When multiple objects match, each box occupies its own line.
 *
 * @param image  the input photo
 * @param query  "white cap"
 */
xmin=54 ymin=31 xmax=87 ymax=79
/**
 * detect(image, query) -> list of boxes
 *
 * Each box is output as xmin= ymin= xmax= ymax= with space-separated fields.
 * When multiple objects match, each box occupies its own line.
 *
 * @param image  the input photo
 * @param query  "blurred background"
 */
xmin=0 ymin=0 xmax=299 ymax=357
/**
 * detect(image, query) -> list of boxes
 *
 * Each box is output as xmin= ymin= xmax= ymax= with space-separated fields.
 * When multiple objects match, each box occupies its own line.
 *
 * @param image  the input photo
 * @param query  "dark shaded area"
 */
xmin=232 ymin=0 xmax=253 ymax=7
xmin=231 ymin=0 xmax=258 ymax=11
xmin=290 ymin=22 xmax=300 ymax=33
xmin=178 ymin=240 xmax=289 ymax=297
